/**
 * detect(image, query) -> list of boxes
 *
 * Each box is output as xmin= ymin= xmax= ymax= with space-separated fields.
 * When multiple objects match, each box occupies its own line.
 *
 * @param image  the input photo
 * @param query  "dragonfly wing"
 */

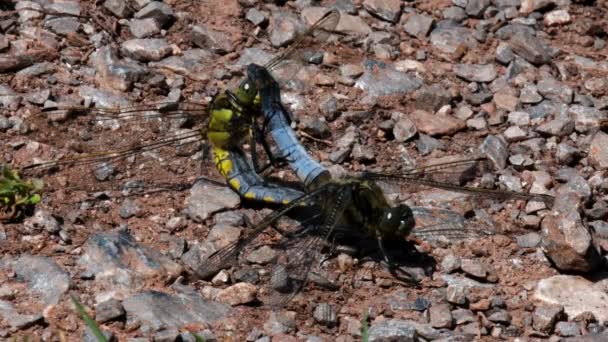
xmin=363 ymin=157 xmax=554 ymax=207
xmin=264 ymin=9 xmax=340 ymax=73
xmin=14 ymin=101 xmax=210 ymax=198
xmin=409 ymin=206 xmax=484 ymax=243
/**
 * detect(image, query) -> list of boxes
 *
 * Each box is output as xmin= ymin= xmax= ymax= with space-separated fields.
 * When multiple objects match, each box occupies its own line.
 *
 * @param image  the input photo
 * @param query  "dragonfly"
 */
xmin=12 ymin=9 xmax=340 ymax=208
xmin=195 ymin=156 xmax=555 ymax=308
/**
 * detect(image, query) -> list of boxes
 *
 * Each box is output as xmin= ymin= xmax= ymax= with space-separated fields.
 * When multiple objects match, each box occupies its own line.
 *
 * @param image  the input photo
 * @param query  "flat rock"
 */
xmin=403 ymin=14 xmax=434 ymax=39
xmin=129 ymin=18 xmax=161 ymax=38
xmin=123 ymin=289 xmax=230 ymax=334
xmin=368 ymin=319 xmax=417 ymax=341
xmin=216 ymin=282 xmax=258 ymax=306
xmin=121 ymin=38 xmax=172 ymax=62
xmin=150 ymin=49 xmax=213 ymax=81
xmin=590 ymin=131 xmax=608 ymax=169
xmin=409 ymin=110 xmax=464 ymax=136
xmin=453 ymin=64 xmax=497 ymax=83
xmin=541 ymin=191 xmax=602 ymax=272
xmin=430 ymin=25 xmax=477 ymax=54
xmin=0 ymin=300 xmax=43 ymax=329
xmin=90 ymin=46 xmax=148 ymax=91
xmin=534 ymin=275 xmax=608 ymax=322
xmin=184 ymin=180 xmax=240 ymax=222
xmin=79 ymin=229 xmax=183 ymax=291
xmin=78 ymin=85 xmax=131 ymax=109
xmin=509 ymin=31 xmax=552 ymax=65
xmin=191 ymin=24 xmax=234 ymax=54
xmin=480 ymin=135 xmax=508 ymax=169
xmin=355 ymin=60 xmax=422 ymax=99
xmin=9 ymin=255 xmax=71 ymax=306
xmin=363 ymin=0 xmax=402 ymax=23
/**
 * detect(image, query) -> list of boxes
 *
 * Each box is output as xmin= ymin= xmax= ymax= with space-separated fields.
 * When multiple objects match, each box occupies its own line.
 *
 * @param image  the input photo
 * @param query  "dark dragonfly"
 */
xmin=194 ymin=63 xmax=555 ymax=308
xmin=195 ymin=155 xmax=555 ymax=308
xmin=11 ymin=9 xmax=340 ymax=209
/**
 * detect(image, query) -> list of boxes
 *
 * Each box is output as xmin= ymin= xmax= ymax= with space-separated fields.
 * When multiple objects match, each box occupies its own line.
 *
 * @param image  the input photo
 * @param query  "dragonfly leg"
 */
xmin=251 ymin=123 xmax=289 ymax=174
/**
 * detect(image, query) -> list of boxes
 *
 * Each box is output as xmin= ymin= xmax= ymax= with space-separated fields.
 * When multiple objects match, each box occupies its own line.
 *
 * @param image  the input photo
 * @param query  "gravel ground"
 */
xmin=2 ymin=0 xmax=608 ymax=341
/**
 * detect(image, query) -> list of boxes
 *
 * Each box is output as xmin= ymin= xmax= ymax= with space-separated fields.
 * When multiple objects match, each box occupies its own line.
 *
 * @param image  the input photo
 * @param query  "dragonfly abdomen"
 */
xmin=213 ymin=146 xmax=304 ymax=205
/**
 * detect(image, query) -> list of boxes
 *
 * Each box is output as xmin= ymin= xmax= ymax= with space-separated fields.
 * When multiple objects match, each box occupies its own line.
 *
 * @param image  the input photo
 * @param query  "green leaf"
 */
xmin=191 ymin=332 xmax=207 ymax=342
xmin=361 ymin=309 xmax=370 ymax=342
xmin=70 ymin=294 xmax=108 ymax=342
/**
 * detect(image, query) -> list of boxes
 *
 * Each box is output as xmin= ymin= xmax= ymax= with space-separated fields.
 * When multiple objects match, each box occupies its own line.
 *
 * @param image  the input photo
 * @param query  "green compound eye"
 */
xmin=235 ymin=79 xmax=258 ymax=107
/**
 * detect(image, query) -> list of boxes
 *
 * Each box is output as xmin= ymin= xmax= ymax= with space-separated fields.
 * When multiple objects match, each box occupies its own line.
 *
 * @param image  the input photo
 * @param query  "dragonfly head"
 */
xmin=234 ymin=77 xmax=259 ymax=107
xmin=378 ymin=205 xmax=415 ymax=238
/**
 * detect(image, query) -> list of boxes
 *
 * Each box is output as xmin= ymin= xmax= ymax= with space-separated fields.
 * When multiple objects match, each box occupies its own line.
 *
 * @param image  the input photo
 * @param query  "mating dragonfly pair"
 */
xmin=10 ymin=9 xmax=554 ymax=307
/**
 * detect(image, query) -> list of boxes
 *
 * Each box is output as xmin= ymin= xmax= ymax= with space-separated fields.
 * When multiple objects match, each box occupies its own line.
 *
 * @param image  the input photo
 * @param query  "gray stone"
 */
xmin=363 ymin=0 xmax=402 ymax=23
xmin=216 ymin=283 xmax=257 ymax=306
xmin=503 ymin=125 xmax=528 ymax=141
xmin=185 ymin=180 xmax=240 ymax=222
xmin=207 ymin=223 xmax=241 ymax=250
xmin=90 ymin=46 xmax=148 ymax=91
xmin=45 ymin=17 xmax=81 ymax=36
xmin=123 ymin=289 xmax=230 ymax=333
xmin=121 ymin=38 xmax=172 ymax=62
xmin=192 ymin=25 xmax=233 ymax=54
xmin=79 ymin=229 xmax=182 ymax=290
xmin=410 ymin=110 xmax=465 ymax=136
xmin=589 ymin=131 xmax=608 ymax=169
xmin=0 ymin=300 xmax=43 ymax=329
xmin=516 ymin=232 xmax=541 ymax=248
xmin=453 ymin=64 xmax=497 ymax=82
xmin=569 ymin=105 xmax=606 ymax=133
xmin=509 ymin=31 xmax=552 ymax=65
xmin=556 ymin=142 xmax=580 ymax=165
xmin=119 ymin=198 xmax=141 ymax=219
xmin=404 ymin=14 xmax=434 ymax=39
xmin=541 ymin=192 xmax=602 ymax=272
xmin=414 ymin=84 xmax=452 ymax=112
xmin=537 ymin=78 xmax=573 ymax=104
xmin=270 ymin=11 xmax=299 ymax=48
xmin=555 ymin=321 xmax=581 ymax=337
xmin=487 ymin=309 xmax=511 ymax=324
xmin=466 ymin=0 xmax=491 ymax=17
xmin=150 ymin=49 xmax=212 ymax=81
xmin=495 ymin=24 xmax=536 ymax=40
xmin=441 ymin=254 xmax=461 ymax=273
xmin=495 ymin=42 xmax=514 ymax=64
xmin=246 ymin=245 xmax=276 ymax=265
xmin=446 ymin=284 xmax=467 ymax=304
xmin=480 ymin=135 xmax=508 ymax=169
xmin=313 ymin=303 xmax=338 ymax=327
xmin=429 ymin=303 xmax=454 ymax=328
xmin=467 ymin=116 xmax=487 ymax=130
xmin=368 ymin=319 xmax=417 ymax=341
xmin=23 ymin=209 xmax=60 ymax=234
xmin=416 ymin=134 xmax=443 ymax=155
xmin=263 ymin=311 xmax=296 ymax=335
xmin=129 ymin=18 xmax=161 ymax=38
xmin=520 ymin=0 xmax=559 ymax=14
xmin=152 ymin=328 xmax=179 ymax=342
xmin=532 ymin=304 xmax=564 ymax=333
xmin=461 ymin=259 xmax=489 ymax=279
xmin=443 ymin=6 xmax=467 ymax=21
xmin=355 ymin=60 xmax=422 ymax=99
xmin=246 ymin=8 xmax=268 ymax=27
xmin=535 ymin=117 xmax=574 ymax=137
xmin=520 ymin=84 xmax=543 ymax=104
xmin=392 ymin=112 xmax=417 ymax=142
xmin=134 ymin=1 xmax=174 ymax=27
xmin=104 ymin=0 xmax=132 ymax=18
xmin=9 ymin=255 xmax=70 ymax=306
xmin=300 ymin=116 xmax=331 ymax=139
xmin=430 ymin=25 xmax=477 ymax=54
xmin=95 ymin=298 xmax=125 ymax=323
xmin=453 ymin=308 xmax=476 ymax=324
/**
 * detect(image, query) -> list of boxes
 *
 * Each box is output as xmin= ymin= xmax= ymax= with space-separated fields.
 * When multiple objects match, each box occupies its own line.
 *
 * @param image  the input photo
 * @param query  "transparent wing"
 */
xmin=264 ymin=9 xmax=340 ymax=73
xmin=363 ymin=157 xmax=554 ymax=207
xmin=14 ymin=101 xmax=210 ymax=198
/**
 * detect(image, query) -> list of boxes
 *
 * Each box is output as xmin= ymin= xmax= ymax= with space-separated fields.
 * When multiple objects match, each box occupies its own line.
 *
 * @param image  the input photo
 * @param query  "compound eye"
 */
xmin=243 ymin=82 xmax=250 ymax=91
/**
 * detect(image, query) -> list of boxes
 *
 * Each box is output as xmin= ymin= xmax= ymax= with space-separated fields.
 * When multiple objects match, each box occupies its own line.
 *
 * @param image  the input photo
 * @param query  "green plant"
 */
xmin=0 ymin=166 xmax=43 ymax=221
xmin=71 ymin=294 xmax=108 ymax=342
xmin=361 ymin=309 xmax=370 ymax=342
